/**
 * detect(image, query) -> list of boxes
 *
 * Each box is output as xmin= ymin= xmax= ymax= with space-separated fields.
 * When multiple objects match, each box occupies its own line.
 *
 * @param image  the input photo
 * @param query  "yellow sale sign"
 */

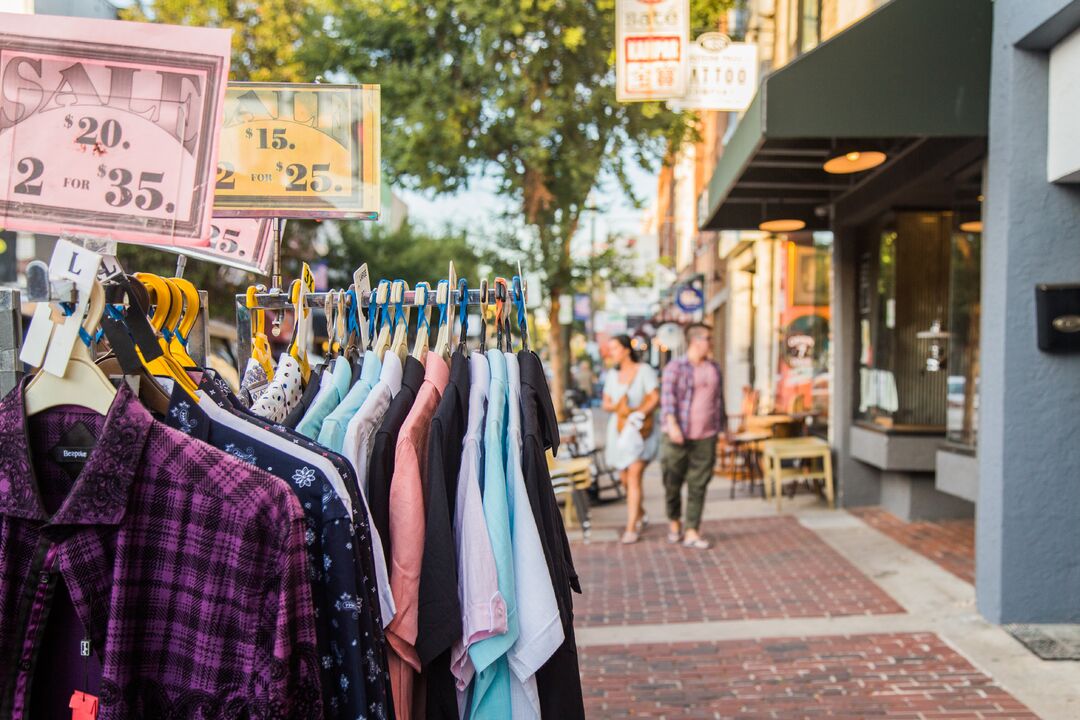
xmin=213 ymin=82 xmax=379 ymax=219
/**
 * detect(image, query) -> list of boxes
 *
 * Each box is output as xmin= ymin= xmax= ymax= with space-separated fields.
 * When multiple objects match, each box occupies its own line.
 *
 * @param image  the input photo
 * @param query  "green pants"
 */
xmin=661 ymin=435 xmax=717 ymax=531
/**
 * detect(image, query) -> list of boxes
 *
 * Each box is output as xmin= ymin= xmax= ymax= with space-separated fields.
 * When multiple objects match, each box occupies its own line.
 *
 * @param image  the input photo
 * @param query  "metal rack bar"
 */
xmin=0 ymin=288 xmax=22 ymax=396
xmin=239 ymin=288 xmax=508 ymax=310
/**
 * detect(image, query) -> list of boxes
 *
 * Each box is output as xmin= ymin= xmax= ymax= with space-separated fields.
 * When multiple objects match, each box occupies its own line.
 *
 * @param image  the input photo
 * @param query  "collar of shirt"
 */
xmin=465 ymin=352 xmax=490 ymax=444
xmin=422 ymin=351 xmax=451 ymax=392
xmin=296 ymin=355 xmax=354 ymax=439
xmin=518 ymin=350 xmax=559 ymax=455
xmin=379 ymin=351 xmax=404 ymax=396
xmin=317 ymin=351 xmax=383 ymax=453
xmin=0 ymin=380 xmax=151 ymax=524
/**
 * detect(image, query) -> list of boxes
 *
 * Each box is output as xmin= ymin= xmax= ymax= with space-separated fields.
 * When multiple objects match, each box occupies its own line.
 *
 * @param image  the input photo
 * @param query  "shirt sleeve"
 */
xmin=714 ymin=363 xmax=727 ymax=433
xmin=257 ymin=511 xmax=324 ymax=718
xmin=660 ymin=362 xmax=678 ymax=423
xmin=601 ymin=369 xmax=616 ymax=399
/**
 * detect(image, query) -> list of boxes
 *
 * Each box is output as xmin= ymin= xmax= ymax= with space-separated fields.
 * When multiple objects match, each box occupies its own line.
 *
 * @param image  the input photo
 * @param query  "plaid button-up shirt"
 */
xmin=0 ymin=382 xmax=322 ymax=719
xmin=660 ymin=358 xmax=727 ymax=438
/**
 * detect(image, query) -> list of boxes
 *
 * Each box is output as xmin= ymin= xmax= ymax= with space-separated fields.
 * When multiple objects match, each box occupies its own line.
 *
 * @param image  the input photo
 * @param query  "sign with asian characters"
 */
xmin=156 ymin=218 xmax=280 ymax=275
xmin=616 ymin=0 xmax=690 ymax=102
xmin=0 ymin=13 xmax=231 ymax=246
xmin=213 ymin=82 xmax=380 ymax=219
xmin=668 ymin=34 xmax=758 ymax=112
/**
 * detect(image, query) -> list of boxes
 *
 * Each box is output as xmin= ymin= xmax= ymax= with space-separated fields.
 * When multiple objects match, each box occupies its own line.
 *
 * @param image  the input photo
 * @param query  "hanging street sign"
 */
xmin=616 ymin=0 xmax=690 ymax=102
xmin=213 ymin=82 xmax=380 ymax=219
xmin=668 ymin=33 xmax=758 ymax=112
xmin=0 ymin=13 xmax=231 ymax=246
xmin=675 ymin=283 xmax=704 ymax=313
xmin=155 ymin=218 xmax=280 ymax=275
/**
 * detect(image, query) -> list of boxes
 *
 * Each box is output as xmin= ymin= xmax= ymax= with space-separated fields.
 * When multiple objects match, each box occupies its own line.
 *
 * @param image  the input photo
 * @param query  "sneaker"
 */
xmin=682 ymin=536 xmax=711 ymax=550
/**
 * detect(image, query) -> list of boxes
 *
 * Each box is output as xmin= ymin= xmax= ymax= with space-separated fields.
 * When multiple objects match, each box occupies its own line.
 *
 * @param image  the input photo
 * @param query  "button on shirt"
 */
xmin=0 ymin=382 xmax=323 ymax=719
xmin=164 ymin=387 xmax=380 ymax=720
xmin=468 ymin=350 xmax=519 ymax=720
xmin=385 ymin=353 xmax=450 ymax=720
xmin=505 ymin=352 xmax=564 ymax=720
xmin=451 ymin=354 xmax=507 ymax=695
xmin=298 ymin=356 xmax=354 ymax=440
xmin=320 ymin=352 xmax=382 ymax=454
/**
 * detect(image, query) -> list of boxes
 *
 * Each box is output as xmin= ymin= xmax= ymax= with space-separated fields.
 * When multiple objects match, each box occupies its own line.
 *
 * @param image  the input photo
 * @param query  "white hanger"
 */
xmin=372 ymin=280 xmax=394 ymax=361
xmin=389 ymin=281 xmax=411 ymax=363
xmin=352 ymin=263 xmax=372 ymax=351
xmin=25 ymin=280 xmax=116 ymax=416
xmin=432 ymin=261 xmax=456 ymax=361
xmin=411 ymin=282 xmax=432 ymax=362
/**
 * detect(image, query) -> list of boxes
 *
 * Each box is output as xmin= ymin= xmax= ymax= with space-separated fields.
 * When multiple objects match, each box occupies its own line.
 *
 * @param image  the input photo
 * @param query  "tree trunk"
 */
xmin=548 ymin=289 xmax=568 ymax=421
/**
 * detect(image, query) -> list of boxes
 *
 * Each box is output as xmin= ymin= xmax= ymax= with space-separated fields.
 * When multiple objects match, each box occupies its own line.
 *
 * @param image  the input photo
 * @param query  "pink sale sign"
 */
xmin=0 ymin=13 xmax=231 ymax=246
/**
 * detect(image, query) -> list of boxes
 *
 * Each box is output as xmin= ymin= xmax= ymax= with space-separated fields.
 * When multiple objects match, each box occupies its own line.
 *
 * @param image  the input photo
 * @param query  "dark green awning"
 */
xmin=699 ymin=0 xmax=991 ymax=231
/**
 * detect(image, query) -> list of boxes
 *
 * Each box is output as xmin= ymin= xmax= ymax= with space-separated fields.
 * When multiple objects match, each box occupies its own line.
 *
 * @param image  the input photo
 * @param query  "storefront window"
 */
xmin=856 ymin=212 xmax=952 ymax=429
xmin=946 ymin=230 xmax=981 ymax=447
xmin=775 ymin=233 xmax=831 ymax=433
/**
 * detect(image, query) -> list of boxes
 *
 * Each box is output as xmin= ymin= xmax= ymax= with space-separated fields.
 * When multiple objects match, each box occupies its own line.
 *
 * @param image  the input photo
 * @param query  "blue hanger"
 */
xmin=457 ymin=277 xmax=470 ymax=349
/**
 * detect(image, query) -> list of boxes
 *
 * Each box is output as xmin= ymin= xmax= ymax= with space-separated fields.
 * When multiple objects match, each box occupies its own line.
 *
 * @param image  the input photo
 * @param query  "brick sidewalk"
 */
xmin=580 ymin=632 xmax=1037 ymax=719
xmin=573 ymin=516 xmax=903 ymax=626
xmin=850 ymin=508 xmax=975 ymax=584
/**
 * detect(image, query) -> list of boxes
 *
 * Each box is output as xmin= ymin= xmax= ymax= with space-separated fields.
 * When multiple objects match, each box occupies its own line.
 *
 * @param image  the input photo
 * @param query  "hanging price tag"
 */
xmin=213 ymin=82 xmax=380 ymax=219
xmin=154 ymin=218 xmax=279 ymax=275
xmin=0 ymin=13 xmax=231 ymax=246
xmin=69 ymin=691 xmax=98 ymax=720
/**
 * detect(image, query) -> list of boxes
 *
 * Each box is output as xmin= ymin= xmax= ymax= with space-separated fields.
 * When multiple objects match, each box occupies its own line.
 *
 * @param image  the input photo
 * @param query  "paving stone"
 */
xmin=571 ymin=516 xmax=903 ymax=626
xmin=579 ymin=633 xmax=1037 ymax=719
xmin=851 ymin=507 xmax=975 ymax=584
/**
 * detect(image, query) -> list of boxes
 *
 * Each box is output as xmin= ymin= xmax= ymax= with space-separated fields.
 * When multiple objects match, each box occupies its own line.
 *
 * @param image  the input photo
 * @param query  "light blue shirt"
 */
xmin=317 ymin=353 xmax=381 ymax=452
xmin=468 ymin=350 xmax=518 ymax=720
xmin=297 ymin=355 xmax=353 ymax=439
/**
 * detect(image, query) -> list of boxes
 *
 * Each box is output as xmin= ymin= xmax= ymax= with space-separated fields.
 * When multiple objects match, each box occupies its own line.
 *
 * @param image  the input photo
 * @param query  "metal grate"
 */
xmin=1005 ymin=624 xmax=1080 ymax=660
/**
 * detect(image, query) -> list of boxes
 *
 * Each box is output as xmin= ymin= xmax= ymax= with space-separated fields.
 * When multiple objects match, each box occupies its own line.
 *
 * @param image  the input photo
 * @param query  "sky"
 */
xmin=398 ymin=156 xmax=660 ymax=259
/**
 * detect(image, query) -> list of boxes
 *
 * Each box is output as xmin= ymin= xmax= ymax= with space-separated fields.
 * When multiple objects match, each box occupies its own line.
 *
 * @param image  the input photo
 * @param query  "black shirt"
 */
xmin=417 ymin=350 xmax=470 ymax=719
xmin=519 ymin=350 xmax=586 ymax=720
xmin=368 ymin=355 xmax=426 ymax=560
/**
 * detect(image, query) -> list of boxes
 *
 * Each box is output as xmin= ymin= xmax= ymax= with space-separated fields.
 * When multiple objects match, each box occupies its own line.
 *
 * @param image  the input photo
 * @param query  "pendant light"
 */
xmin=758 ymin=218 xmax=806 ymax=233
xmin=823 ymin=147 xmax=887 ymax=175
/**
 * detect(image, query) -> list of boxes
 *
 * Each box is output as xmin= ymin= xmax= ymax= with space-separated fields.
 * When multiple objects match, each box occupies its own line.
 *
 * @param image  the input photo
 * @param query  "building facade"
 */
xmin=694 ymin=0 xmax=1080 ymax=623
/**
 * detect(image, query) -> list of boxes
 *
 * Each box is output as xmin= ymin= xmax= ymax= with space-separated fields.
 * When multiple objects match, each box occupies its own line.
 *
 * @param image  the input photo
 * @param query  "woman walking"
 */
xmin=602 ymin=335 xmax=660 ymax=544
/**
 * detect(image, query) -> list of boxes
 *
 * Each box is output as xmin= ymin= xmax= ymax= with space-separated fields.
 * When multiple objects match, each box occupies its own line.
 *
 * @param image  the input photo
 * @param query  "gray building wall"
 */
xmin=979 ymin=0 xmax=1080 ymax=622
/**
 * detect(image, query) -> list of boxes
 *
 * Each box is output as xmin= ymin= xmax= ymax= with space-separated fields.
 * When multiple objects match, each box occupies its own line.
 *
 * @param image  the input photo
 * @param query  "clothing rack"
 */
xmin=234 ymin=284 xmax=528 ymax=375
xmin=0 ymin=265 xmax=212 ymax=396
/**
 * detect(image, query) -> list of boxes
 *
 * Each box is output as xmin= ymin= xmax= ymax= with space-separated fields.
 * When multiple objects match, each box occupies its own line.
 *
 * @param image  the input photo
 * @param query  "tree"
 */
xmin=319 ymin=0 xmax=732 ymax=416
xmin=317 ymin=220 xmax=492 ymax=292
xmin=120 ymin=0 xmax=326 ymax=82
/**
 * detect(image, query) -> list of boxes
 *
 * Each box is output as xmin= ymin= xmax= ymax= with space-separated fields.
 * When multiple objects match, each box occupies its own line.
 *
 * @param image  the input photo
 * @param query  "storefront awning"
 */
xmin=699 ymin=0 xmax=991 ymax=231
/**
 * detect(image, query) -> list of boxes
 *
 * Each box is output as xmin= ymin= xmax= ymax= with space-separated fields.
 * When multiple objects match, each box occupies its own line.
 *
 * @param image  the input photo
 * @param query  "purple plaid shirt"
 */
xmin=0 ymin=381 xmax=323 ymax=719
xmin=660 ymin=358 xmax=727 ymax=438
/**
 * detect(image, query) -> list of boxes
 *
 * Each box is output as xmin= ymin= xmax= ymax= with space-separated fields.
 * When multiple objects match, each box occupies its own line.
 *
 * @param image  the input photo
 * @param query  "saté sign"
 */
xmin=0 ymin=13 xmax=230 ymax=246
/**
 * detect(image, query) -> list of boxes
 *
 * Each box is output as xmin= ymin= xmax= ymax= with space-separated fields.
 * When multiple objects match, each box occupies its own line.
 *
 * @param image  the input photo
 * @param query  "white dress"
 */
xmin=603 ymin=363 xmax=660 ymax=467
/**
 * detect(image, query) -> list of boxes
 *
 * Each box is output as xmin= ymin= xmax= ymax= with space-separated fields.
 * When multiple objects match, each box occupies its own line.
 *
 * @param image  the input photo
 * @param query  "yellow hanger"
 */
xmin=133 ymin=272 xmax=200 ymax=397
xmin=167 ymin=278 xmax=199 ymax=368
xmin=287 ymin=265 xmax=314 ymax=383
xmin=25 ymin=280 xmax=116 ymax=416
xmin=246 ymin=286 xmax=275 ymax=380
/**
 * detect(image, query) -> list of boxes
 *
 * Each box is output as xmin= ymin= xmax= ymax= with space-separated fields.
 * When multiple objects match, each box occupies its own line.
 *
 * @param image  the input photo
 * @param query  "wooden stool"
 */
xmin=761 ymin=437 xmax=834 ymax=511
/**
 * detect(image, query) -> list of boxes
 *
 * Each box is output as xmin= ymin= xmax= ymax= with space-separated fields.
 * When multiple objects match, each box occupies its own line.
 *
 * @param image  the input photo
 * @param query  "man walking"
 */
xmin=660 ymin=323 xmax=726 ymax=549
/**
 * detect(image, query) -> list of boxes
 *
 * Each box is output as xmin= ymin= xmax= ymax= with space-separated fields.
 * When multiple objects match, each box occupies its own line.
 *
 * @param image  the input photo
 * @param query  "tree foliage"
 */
xmin=121 ymin=0 xmax=324 ymax=82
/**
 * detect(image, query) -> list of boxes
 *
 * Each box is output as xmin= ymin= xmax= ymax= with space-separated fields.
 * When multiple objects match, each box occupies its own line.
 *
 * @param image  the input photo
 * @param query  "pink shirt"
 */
xmin=686 ymin=361 xmax=721 ymax=440
xmin=386 ymin=353 xmax=450 ymax=720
